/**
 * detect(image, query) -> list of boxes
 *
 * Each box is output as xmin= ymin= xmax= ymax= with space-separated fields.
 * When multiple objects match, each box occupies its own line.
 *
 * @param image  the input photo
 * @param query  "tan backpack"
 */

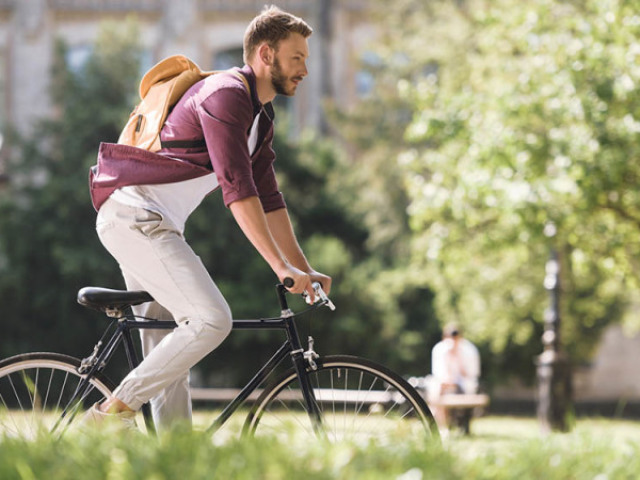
xmin=117 ymin=54 xmax=249 ymax=152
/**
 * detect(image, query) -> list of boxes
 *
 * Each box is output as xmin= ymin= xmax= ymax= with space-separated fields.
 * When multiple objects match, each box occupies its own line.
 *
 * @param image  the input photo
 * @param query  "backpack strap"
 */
xmin=160 ymin=70 xmax=251 ymax=150
xmin=230 ymin=70 xmax=251 ymax=96
xmin=159 ymin=139 xmax=208 ymax=149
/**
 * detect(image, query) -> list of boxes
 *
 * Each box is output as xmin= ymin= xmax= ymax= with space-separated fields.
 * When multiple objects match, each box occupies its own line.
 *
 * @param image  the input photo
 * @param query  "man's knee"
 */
xmin=200 ymin=306 xmax=233 ymax=342
xmin=213 ymin=309 xmax=233 ymax=338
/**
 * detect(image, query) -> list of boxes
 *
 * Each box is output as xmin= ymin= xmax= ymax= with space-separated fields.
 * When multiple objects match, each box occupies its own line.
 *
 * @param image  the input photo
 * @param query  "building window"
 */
xmin=355 ymin=50 xmax=382 ymax=98
xmin=139 ymin=49 xmax=154 ymax=76
xmin=65 ymin=44 xmax=92 ymax=74
xmin=213 ymin=47 xmax=243 ymax=70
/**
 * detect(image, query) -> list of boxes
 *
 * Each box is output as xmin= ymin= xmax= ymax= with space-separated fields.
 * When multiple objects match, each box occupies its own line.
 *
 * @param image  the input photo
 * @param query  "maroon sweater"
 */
xmin=89 ymin=64 xmax=285 ymax=213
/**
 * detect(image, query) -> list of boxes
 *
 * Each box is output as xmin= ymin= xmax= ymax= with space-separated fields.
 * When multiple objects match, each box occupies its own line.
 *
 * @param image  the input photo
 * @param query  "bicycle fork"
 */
xmin=285 ymin=319 xmax=325 ymax=438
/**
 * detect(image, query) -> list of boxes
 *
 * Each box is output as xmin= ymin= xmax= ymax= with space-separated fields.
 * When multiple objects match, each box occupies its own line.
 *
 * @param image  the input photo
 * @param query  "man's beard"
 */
xmin=270 ymin=57 xmax=294 ymax=96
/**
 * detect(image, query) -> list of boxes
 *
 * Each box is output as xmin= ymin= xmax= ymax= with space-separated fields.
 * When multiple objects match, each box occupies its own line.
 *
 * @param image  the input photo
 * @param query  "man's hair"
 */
xmin=243 ymin=5 xmax=313 ymax=63
xmin=443 ymin=323 xmax=462 ymax=338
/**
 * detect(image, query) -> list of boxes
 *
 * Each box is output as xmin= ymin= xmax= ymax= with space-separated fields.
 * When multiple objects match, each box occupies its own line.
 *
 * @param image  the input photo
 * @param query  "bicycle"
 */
xmin=0 ymin=281 xmax=439 ymax=443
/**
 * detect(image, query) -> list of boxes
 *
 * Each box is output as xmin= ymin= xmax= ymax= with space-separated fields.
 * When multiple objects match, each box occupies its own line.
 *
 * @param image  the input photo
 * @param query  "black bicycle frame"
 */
xmin=67 ymin=284 xmax=323 ymax=435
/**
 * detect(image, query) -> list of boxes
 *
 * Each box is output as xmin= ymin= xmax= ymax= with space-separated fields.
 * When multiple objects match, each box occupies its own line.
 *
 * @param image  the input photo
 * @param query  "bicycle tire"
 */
xmin=0 ymin=352 xmax=115 ymax=438
xmin=243 ymin=355 xmax=439 ymax=444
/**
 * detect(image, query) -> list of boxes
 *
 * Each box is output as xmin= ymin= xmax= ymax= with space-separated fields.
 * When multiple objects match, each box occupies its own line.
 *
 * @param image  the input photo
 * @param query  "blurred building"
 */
xmin=494 ymin=325 xmax=640 ymax=416
xmin=573 ymin=325 xmax=640 ymax=402
xmin=0 ymin=0 xmax=376 ymax=172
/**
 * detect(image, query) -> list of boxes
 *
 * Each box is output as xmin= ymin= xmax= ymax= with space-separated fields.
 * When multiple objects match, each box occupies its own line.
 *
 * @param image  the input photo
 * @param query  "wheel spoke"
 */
xmin=343 ymin=369 xmax=348 ymax=437
xmin=271 ymin=386 xmax=314 ymax=436
xmin=56 ymin=372 xmax=71 ymax=413
xmin=0 ymin=387 xmax=24 ymax=437
xmin=7 ymin=374 xmax=25 ymax=413
xmin=350 ymin=371 xmax=365 ymax=434
xmin=330 ymin=368 xmax=336 ymax=441
xmin=43 ymin=368 xmax=55 ymax=415
xmin=30 ymin=369 xmax=40 ymax=429
xmin=311 ymin=370 xmax=323 ymax=413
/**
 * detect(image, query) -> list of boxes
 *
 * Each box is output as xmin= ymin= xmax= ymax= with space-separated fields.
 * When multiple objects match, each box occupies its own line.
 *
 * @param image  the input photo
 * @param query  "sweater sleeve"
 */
xmin=198 ymin=86 xmax=259 ymax=207
xmin=251 ymin=124 xmax=286 ymax=212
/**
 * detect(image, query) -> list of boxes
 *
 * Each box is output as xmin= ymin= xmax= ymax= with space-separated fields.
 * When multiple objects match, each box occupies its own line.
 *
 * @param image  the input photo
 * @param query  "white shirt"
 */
xmin=431 ymin=337 xmax=480 ymax=394
xmin=110 ymin=173 xmax=219 ymax=233
xmin=110 ymin=111 xmax=263 ymax=234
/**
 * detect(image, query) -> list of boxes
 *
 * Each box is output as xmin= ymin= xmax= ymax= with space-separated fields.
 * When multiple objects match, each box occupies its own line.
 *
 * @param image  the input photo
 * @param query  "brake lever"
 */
xmin=304 ymin=282 xmax=336 ymax=311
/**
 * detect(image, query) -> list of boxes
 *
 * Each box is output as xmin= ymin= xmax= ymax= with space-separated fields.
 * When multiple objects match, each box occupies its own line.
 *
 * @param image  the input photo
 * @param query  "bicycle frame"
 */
xmin=69 ymin=284 xmax=323 ymax=436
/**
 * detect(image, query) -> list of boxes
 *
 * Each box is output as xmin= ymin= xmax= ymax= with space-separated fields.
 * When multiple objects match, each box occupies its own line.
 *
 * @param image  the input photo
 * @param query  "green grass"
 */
xmin=0 ymin=416 xmax=639 ymax=479
xmin=451 ymin=417 xmax=640 ymax=479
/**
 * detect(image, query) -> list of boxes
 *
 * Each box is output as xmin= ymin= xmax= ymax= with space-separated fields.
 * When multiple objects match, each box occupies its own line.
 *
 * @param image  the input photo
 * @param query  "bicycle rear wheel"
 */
xmin=0 ymin=352 xmax=114 ymax=438
xmin=243 ymin=355 xmax=439 ymax=444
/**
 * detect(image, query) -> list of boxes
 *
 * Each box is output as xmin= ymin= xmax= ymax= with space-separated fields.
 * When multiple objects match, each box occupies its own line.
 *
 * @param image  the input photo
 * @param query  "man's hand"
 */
xmin=277 ymin=265 xmax=313 ymax=298
xmin=278 ymin=267 xmax=331 ymax=303
xmin=308 ymin=270 xmax=332 ymax=295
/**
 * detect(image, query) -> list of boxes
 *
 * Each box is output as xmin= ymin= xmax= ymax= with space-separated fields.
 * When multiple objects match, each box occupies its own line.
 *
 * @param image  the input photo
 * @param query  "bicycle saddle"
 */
xmin=77 ymin=287 xmax=154 ymax=313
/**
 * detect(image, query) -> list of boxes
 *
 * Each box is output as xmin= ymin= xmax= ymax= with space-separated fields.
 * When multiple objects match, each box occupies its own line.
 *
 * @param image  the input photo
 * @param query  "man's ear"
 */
xmin=258 ymin=43 xmax=274 ymax=66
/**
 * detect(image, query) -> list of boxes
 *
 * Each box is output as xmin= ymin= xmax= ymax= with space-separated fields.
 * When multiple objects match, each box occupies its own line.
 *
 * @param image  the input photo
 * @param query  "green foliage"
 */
xmin=0 ymin=428 xmax=445 ymax=480
xmin=0 ymin=417 xmax=639 ymax=479
xmin=0 ymin=20 xmax=141 ymax=358
xmin=362 ymin=0 xmax=640 ymax=380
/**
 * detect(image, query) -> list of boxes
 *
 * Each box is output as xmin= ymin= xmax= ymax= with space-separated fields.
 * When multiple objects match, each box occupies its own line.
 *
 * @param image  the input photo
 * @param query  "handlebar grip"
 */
xmin=283 ymin=277 xmax=294 ymax=288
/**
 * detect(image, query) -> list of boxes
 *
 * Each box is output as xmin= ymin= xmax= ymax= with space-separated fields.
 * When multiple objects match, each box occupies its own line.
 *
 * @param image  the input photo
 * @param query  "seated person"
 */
xmin=428 ymin=323 xmax=480 ymax=430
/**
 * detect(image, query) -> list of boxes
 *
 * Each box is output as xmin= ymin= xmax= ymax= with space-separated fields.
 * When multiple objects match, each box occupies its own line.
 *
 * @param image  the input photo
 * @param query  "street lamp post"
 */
xmin=536 ymin=222 xmax=572 ymax=433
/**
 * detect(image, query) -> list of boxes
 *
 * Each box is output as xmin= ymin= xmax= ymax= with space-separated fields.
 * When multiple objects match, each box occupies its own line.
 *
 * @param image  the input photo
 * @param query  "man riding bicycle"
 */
xmin=86 ymin=5 xmax=331 ymax=430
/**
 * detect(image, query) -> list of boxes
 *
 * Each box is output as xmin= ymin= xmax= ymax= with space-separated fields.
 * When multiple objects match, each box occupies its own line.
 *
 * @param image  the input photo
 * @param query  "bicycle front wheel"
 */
xmin=244 ymin=355 xmax=439 ymax=444
xmin=0 ymin=352 xmax=114 ymax=438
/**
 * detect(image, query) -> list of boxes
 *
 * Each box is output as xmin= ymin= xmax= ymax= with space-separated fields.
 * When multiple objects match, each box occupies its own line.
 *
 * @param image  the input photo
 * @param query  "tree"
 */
xmin=381 ymin=0 xmax=640 ymax=381
xmin=0 ymin=20 xmax=141 ymax=358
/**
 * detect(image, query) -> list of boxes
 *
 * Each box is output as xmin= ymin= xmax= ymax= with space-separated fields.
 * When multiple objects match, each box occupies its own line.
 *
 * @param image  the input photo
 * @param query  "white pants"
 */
xmin=96 ymin=197 xmax=232 ymax=429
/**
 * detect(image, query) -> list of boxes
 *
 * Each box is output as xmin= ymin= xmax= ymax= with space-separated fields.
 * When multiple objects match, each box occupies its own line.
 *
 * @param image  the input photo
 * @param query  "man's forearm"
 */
xmin=265 ymin=207 xmax=312 ymax=272
xmin=229 ymin=196 xmax=288 ymax=274
xmin=265 ymin=205 xmax=332 ymax=295
xmin=230 ymin=197 xmax=327 ymax=297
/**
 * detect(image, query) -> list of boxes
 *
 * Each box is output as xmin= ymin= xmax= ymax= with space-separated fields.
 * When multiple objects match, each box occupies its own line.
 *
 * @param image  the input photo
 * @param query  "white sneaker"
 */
xmin=80 ymin=402 xmax=138 ymax=431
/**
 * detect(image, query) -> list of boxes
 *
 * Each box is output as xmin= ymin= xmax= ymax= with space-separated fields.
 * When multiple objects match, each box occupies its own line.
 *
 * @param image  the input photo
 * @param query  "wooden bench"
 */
xmin=431 ymin=393 xmax=490 ymax=409
xmin=408 ymin=377 xmax=489 ymax=434
xmin=191 ymin=389 xmax=490 ymax=411
xmin=430 ymin=393 xmax=490 ymax=434
xmin=190 ymin=387 xmax=404 ymax=404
